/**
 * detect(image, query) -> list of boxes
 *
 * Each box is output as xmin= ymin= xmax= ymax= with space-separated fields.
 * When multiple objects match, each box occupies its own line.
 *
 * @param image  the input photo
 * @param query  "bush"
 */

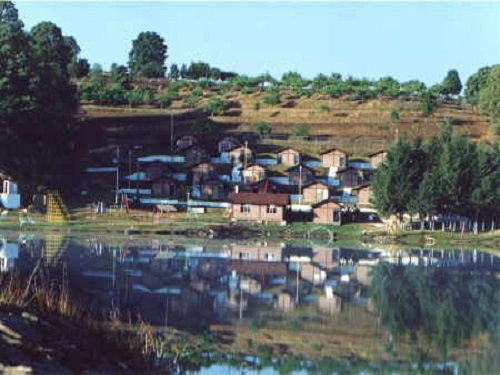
xmin=191 ymin=87 xmax=203 ymax=97
xmin=263 ymin=92 xmax=281 ymax=106
xmin=252 ymin=121 xmax=272 ymax=140
xmin=241 ymin=86 xmax=254 ymax=95
xmin=292 ymin=123 xmax=310 ymax=138
xmin=253 ymin=101 xmax=261 ymax=111
xmin=183 ymin=95 xmax=199 ymax=108
xmin=319 ymin=103 xmax=330 ymax=112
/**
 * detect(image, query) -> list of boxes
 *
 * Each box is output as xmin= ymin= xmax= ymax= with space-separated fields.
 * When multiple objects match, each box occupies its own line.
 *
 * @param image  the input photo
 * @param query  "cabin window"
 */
xmin=333 ymin=210 xmax=341 ymax=222
xmin=241 ymin=204 xmax=251 ymax=213
xmin=339 ymin=156 xmax=345 ymax=167
xmin=265 ymin=253 xmax=275 ymax=261
xmin=266 ymin=204 xmax=277 ymax=214
xmin=239 ymin=252 xmax=250 ymax=260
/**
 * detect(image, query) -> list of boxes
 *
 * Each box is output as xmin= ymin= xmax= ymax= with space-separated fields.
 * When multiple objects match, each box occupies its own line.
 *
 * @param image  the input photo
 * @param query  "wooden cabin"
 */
xmin=191 ymin=162 xmax=215 ymax=184
xmin=277 ymin=147 xmax=301 ymax=166
xmin=337 ymin=168 xmax=364 ymax=188
xmin=302 ymin=182 xmax=330 ymax=204
xmin=218 ymin=136 xmax=241 ymax=153
xmin=312 ymin=200 xmax=342 ymax=225
xmin=241 ymin=164 xmax=266 ymax=184
xmin=369 ymin=150 xmax=387 ymax=169
xmin=229 ymin=192 xmax=289 ymax=224
xmin=320 ymin=148 xmax=348 ymax=169
xmin=176 ymin=135 xmax=197 ymax=151
xmin=228 ymin=145 xmax=253 ymax=165
xmin=352 ymin=184 xmax=373 ymax=206
xmin=287 ymin=165 xmax=315 ymax=186
xmin=144 ymin=162 xmax=170 ymax=181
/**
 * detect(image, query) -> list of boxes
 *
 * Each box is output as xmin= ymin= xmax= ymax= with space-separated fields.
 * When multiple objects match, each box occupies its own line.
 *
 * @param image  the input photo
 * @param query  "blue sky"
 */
xmin=16 ymin=1 xmax=500 ymax=84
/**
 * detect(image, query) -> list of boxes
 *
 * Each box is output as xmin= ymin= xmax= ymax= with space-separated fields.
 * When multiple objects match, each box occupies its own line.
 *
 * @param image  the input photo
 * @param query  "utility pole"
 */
xmin=115 ymin=146 xmax=120 ymax=205
xmin=170 ymin=112 xmax=174 ymax=153
xmin=298 ymin=165 xmax=303 ymax=205
xmin=239 ymin=280 xmax=243 ymax=320
xmin=244 ymin=140 xmax=248 ymax=169
xmin=128 ymin=149 xmax=132 ymax=189
xmin=295 ymin=261 xmax=300 ymax=304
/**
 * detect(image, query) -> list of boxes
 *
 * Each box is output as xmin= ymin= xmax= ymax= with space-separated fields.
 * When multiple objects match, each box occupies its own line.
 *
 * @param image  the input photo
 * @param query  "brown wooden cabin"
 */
xmin=151 ymin=177 xmax=182 ymax=198
xmin=229 ymin=192 xmax=289 ymax=224
xmin=351 ymin=184 xmax=373 ymax=206
xmin=312 ymin=200 xmax=342 ymax=225
xmin=320 ymin=148 xmax=348 ymax=169
xmin=241 ymin=164 xmax=266 ymax=184
xmin=337 ymin=168 xmax=365 ymax=188
xmin=176 ymin=135 xmax=197 ymax=151
xmin=287 ymin=165 xmax=315 ymax=186
xmin=277 ymin=147 xmax=301 ymax=166
xmin=368 ymin=150 xmax=387 ymax=169
xmin=302 ymin=182 xmax=330 ymax=204
xmin=228 ymin=145 xmax=253 ymax=165
xmin=218 ymin=136 xmax=241 ymax=153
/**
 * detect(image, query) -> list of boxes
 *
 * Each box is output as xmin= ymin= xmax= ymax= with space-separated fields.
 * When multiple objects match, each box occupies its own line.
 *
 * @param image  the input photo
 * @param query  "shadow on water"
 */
xmin=1 ymin=231 xmax=499 ymax=373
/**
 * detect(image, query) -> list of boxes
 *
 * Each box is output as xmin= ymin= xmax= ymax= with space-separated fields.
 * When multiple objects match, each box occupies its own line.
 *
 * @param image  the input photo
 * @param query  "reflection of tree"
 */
xmin=370 ymin=263 xmax=500 ymax=359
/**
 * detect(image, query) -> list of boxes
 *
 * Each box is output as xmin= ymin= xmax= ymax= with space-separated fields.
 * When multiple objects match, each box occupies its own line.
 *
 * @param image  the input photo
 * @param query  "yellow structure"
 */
xmin=387 ymin=215 xmax=399 ymax=236
xmin=46 ymin=190 xmax=69 ymax=223
xmin=43 ymin=233 xmax=68 ymax=266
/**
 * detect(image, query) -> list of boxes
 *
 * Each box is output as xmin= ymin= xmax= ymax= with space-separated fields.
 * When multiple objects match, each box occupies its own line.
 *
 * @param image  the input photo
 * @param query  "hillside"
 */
xmin=78 ymin=91 xmax=490 ymax=167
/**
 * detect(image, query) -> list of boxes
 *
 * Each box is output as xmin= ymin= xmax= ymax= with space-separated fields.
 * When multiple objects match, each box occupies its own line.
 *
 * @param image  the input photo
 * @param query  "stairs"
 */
xmin=46 ymin=191 xmax=69 ymax=223
xmin=43 ymin=233 xmax=68 ymax=266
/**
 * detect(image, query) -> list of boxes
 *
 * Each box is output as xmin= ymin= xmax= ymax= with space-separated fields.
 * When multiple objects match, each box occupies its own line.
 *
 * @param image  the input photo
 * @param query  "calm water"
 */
xmin=1 ymin=231 xmax=499 ymax=374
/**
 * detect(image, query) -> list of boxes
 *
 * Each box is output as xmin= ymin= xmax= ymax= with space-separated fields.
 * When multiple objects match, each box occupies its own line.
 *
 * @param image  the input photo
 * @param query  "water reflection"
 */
xmin=2 ymin=232 xmax=499 ymax=373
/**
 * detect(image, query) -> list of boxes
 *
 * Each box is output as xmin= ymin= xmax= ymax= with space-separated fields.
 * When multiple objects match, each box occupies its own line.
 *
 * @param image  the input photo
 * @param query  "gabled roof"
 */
xmin=312 ymin=199 xmax=342 ymax=209
xmin=368 ymin=150 xmax=387 ymax=157
xmin=227 ymin=144 xmax=252 ymax=153
xmin=320 ymin=147 xmax=348 ymax=155
xmin=229 ymin=192 xmax=289 ymax=206
xmin=302 ymin=181 xmax=329 ymax=190
xmin=286 ymin=164 xmax=315 ymax=173
xmin=351 ymin=183 xmax=371 ymax=192
xmin=277 ymin=146 xmax=301 ymax=154
xmin=242 ymin=163 xmax=265 ymax=171
xmin=218 ymin=136 xmax=240 ymax=143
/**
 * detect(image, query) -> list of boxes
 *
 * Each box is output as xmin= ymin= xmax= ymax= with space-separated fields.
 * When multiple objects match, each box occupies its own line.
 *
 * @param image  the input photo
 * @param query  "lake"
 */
xmin=1 ymin=231 xmax=499 ymax=374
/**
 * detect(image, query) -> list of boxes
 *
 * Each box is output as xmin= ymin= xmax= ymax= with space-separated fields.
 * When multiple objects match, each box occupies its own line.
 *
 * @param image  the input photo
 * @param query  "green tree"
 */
xmin=128 ymin=31 xmax=167 ymax=78
xmin=390 ymin=109 xmax=400 ymax=123
xmin=204 ymin=97 xmax=225 ymax=117
xmin=252 ymin=121 xmax=272 ymax=141
xmin=478 ymin=66 xmax=500 ymax=135
xmin=72 ymin=58 xmax=90 ymax=78
xmin=400 ymin=80 xmax=426 ymax=96
xmin=420 ymin=91 xmax=437 ymax=117
xmin=440 ymin=69 xmax=462 ymax=97
xmin=110 ymin=63 xmax=130 ymax=89
xmin=169 ymin=63 xmax=179 ymax=79
xmin=292 ymin=123 xmax=311 ymax=138
xmin=465 ymin=66 xmax=493 ymax=106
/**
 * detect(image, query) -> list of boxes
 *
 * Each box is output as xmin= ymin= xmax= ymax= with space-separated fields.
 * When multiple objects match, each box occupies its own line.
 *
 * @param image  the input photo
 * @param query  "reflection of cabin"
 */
xmin=229 ymin=192 xmax=289 ymax=224
xmin=229 ymin=260 xmax=288 ymax=279
xmin=317 ymin=291 xmax=341 ymax=316
xmin=337 ymin=168 xmax=364 ymax=188
xmin=277 ymin=147 xmax=301 ymax=166
xmin=369 ymin=150 xmax=387 ymax=169
xmin=287 ymin=165 xmax=315 ymax=186
xmin=151 ymin=177 xmax=181 ymax=198
xmin=218 ymin=136 xmax=241 ymax=153
xmin=176 ymin=135 xmax=197 ymax=151
xmin=229 ymin=243 xmax=283 ymax=262
xmin=302 ymin=182 xmax=329 ymax=204
xmin=352 ymin=184 xmax=373 ymax=206
xmin=228 ymin=145 xmax=253 ymax=165
xmin=320 ymin=148 xmax=348 ymax=169
xmin=312 ymin=247 xmax=339 ymax=270
xmin=312 ymin=200 xmax=342 ymax=225
xmin=241 ymin=164 xmax=266 ymax=184
xmin=276 ymin=292 xmax=295 ymax=313
xmin=300 ymin=263 xmax=326 ymax=285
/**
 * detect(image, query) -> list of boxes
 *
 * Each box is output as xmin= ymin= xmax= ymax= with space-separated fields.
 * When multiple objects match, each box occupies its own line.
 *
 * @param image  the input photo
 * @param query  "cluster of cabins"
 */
xmin=85 ymin=134 xmax=387 ymax=225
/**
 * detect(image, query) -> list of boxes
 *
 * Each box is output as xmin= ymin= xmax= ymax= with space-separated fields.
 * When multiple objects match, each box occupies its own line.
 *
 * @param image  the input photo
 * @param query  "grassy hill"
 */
xmin=77 ymin=89 xmax=491 ymax=167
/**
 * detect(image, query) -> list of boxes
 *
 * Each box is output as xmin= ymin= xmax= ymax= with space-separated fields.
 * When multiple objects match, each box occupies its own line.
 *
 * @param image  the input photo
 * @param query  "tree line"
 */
xmin=370 ymin=262 xmax=500 ymax=359
xmin=0 ymin=1 xmax=80 ymax=189
xmin=372 ymin=124 xmax=499 ymax=231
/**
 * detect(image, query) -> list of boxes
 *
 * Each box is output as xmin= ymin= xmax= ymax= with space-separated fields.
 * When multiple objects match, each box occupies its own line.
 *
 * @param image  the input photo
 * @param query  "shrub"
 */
xmin=191 ymin=87 xmax=203 ymax=97
xmin=263 ymin=92 xmax=280 ymax=106
xmin=183 ymin=95 xmax=198 ymax=108
xmin=253 ymin=101 xmax=261 ymax=111
xmin=252 ymin=121 xmax=272 ymax=140
xmin=292 ymin=123 xmax=310 ymax=138
xmin=284 ymin=319 xmax=303 ymax=332
xmin=248 ymin=316 xmax=267 ymax=331
xmin=241 ymin=86 xmax=254 ymax=95
xmin=319 ymin=103 xmax=330 ymax=112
